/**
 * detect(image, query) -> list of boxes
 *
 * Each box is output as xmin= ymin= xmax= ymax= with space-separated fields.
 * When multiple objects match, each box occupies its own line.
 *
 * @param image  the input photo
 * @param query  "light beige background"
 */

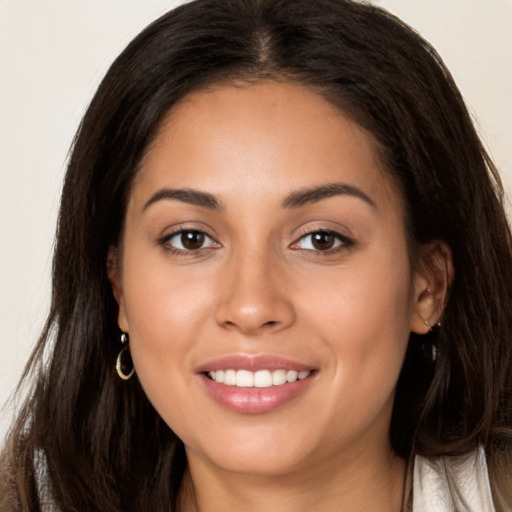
xmin=1 ymin=0 xmax=511 ymax=440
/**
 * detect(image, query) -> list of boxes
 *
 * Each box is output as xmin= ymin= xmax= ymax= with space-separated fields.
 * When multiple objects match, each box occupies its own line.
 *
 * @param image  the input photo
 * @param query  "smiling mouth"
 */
xmin=200 ymin=363 xmax=316 ymax=413
xmin=205 ymin=369 xmax=312 ymax=388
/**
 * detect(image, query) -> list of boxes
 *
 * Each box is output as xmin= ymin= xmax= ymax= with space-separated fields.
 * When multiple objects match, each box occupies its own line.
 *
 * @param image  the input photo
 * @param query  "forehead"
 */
xmin=133 ymin=80 xmax=402 ymax=214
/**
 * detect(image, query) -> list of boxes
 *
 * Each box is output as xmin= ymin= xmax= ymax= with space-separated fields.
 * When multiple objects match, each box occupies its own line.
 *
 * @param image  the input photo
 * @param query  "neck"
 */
xmin=178 ymin=443 xmax=406 ymax=512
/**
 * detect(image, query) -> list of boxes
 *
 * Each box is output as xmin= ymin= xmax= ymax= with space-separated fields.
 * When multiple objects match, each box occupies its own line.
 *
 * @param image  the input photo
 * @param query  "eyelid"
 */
xmin=156 ymin=223 xmax=354 ymax=255
xmin=158 ymin=226 xmax=221 ymax=253
xmin=290 ymin=227 xmax=355 ymax=252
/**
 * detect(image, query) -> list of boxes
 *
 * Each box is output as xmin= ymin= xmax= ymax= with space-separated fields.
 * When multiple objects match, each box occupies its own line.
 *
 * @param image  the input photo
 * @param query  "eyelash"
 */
xmin=158 ymin=228 xmax=354 ymax=256
xmin=158 ymin=229 xmax=219 ymax=256
xmin=291 ymin=229 xmax=354 ymax=255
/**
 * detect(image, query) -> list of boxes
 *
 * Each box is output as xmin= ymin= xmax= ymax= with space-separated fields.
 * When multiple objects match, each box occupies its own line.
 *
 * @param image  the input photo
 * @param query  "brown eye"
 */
xmin=181 ymin=231 xmax=205 ymax=250
xmin=311 ymin=231 xmax=336 ymax=251
xmin=161 ymin=229 xmax=218 ymax=252
xmin=293 ymin=230 xmax=353 ymax=253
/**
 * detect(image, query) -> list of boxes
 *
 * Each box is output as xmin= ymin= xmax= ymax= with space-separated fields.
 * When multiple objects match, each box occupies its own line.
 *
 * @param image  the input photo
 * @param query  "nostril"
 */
xmin=220 ymin=318 xmax=281 ymax=334
xmin=215 ymin=292 xmax=295 ymax=334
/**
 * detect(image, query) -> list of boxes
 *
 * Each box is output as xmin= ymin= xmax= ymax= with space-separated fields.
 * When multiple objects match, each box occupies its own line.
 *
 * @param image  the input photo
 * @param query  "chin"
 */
xmin=184 ymin=422 xmax=324 ymax=477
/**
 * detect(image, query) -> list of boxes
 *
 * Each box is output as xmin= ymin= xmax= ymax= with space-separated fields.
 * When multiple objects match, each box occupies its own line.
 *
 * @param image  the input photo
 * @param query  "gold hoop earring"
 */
xmin=116 ymin=333 xmax=135 ymax=380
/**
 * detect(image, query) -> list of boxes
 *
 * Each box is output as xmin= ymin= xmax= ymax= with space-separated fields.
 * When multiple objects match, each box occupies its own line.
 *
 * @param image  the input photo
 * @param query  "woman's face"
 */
xmin=112 ymin=81 xmax=431 ymax=476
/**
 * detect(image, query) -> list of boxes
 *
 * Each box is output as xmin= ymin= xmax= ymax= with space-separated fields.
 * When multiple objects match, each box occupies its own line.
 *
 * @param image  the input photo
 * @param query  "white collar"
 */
xmin=413 ymin=445 xmax=496 ymax=511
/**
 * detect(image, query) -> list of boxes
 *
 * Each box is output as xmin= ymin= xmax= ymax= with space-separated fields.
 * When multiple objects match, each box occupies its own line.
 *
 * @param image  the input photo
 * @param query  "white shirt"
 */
xmin=413 ymin=445 xmax=496 ymax=511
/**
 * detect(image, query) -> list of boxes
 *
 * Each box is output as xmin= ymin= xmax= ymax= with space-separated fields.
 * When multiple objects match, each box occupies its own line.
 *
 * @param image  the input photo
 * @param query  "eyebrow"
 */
xmin=282 ymin=182 xmax=376 ymax=209
xmin=142 ymin=182 xmax=376 ymax=213
xmin=143 ymin=188 xmax=223 ymax=212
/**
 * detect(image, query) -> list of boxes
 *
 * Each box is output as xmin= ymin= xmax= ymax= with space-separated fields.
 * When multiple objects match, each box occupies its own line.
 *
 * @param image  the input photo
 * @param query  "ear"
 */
xmin=107 ymin=245 xmax=129 ymax=333
xmin=410 ymin=240 xmax=454 ymax=334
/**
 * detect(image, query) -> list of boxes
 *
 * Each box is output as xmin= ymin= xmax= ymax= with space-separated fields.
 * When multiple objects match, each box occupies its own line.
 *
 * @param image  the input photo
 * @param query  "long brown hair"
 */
xmin=2 ymin=0 xmax=511 ymax=510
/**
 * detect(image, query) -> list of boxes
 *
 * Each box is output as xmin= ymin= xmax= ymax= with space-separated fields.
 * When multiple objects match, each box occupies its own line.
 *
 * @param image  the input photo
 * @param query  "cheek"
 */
xmin=306 ymin=244 xmax=411 ymax=335
xmin=302 ymin=246 xmax=412 ymax=397
xmin=119 ymin=251 xmax=217 ymax=405
xmin=122 ymin=243 xmax=215 ymax=333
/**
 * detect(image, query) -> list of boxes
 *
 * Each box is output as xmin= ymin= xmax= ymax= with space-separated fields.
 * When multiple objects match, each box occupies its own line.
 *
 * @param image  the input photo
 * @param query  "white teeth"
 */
xmin=236 ymin=370 xmax=254 ymax=387
xmin=272 ymin=369 xmax=287 ymax=385
xmin=254 ymin=370 xmax=273 ymax=388
xmin=208 ymin=369 xmax=311 ymax=387
xmin=286 ymin=370 xmax=298 ymax=382
xmin=224 ymin=369 xmax=236 ymax=385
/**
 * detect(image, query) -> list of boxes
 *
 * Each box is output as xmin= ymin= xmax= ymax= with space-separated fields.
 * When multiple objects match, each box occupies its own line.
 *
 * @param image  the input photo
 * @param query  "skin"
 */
xmin=109 ymin=81 xmax=447 ymax=512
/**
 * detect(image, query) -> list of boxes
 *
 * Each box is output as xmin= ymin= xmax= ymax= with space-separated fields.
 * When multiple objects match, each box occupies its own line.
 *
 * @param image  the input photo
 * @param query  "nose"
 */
xmin=214 ymin=249 xmax=296 ymax=336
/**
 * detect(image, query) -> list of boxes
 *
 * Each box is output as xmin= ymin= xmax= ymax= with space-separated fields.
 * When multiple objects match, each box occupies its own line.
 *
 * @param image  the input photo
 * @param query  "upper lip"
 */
xmin=196 ymin=354 xmax=315 ymax=373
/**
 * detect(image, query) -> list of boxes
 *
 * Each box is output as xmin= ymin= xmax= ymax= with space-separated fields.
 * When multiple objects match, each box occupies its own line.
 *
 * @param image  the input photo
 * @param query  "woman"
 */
xmin=1 ymin=0 xmax=511 ymax=510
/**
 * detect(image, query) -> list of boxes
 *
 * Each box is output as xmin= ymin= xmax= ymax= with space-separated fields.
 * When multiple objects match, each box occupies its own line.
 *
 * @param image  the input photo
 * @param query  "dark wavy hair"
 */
xmin=2 ymin=0 xmax=511 ymax=510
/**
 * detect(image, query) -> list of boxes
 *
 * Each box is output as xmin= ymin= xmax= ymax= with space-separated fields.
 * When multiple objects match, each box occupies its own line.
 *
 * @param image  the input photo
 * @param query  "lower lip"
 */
xmin=200 ymin=373 xmax=314 ymax=414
